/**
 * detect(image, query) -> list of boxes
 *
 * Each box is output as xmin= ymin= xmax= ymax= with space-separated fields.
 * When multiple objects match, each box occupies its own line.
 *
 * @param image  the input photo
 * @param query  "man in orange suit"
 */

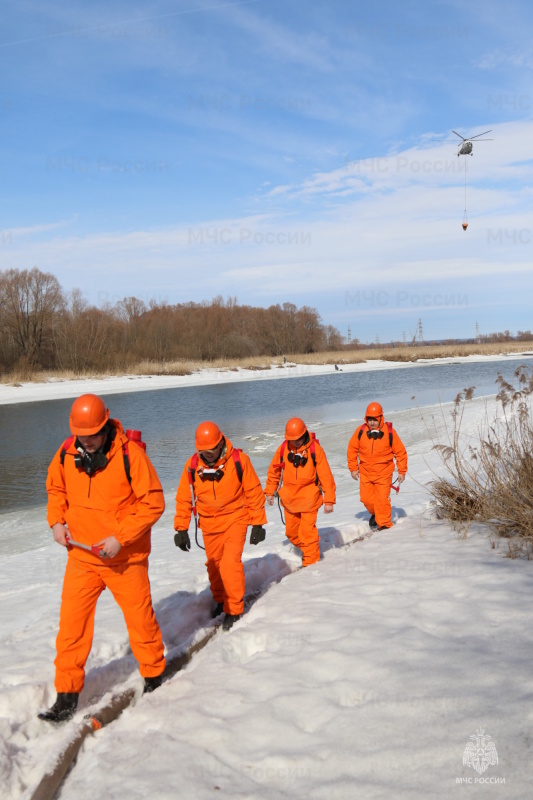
xmin=347 ymin=402 xmax=407 ymax=531
xmin=174 ymin=421 xmax=267 ymax=631
xmin=39 ymin=394 xmax=165 ymax=723
xmin=265 ymin=417 xmax=336 ymax=566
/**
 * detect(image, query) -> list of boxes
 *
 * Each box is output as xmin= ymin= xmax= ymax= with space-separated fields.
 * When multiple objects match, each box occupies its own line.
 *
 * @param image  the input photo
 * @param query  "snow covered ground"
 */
xmin=1 ymin=368 xmax=531 ymax=799
xmin=1 ymin=351 xmax=532 ymax=406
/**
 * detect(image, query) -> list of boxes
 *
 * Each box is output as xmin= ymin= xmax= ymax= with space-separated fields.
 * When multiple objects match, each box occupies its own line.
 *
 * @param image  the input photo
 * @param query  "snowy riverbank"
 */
xmin=1 ymin=391 xmax=529 ymax=799
xmin=1 ymin=351 xmax=531 ymax=405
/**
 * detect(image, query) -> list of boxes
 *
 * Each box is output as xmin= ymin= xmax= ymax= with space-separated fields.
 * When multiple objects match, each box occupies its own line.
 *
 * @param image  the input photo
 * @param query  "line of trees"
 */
xmin=0 ymin=268 xmax=343 ymax=373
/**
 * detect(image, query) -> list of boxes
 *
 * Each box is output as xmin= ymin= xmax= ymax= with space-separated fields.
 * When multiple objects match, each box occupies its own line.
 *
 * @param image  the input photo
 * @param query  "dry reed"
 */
xmin=430 ymin=366 xmax=533 ymax=557
xmin=3 ymin=341 xmax=533 ymax=384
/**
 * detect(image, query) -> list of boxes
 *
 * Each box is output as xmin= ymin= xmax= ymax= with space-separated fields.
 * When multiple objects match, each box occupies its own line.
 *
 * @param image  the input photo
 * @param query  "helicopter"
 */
xmin=453 ymin=130 xmax=493 ymax=157
xmin=451 ymin=130 xmax=493 ymax=231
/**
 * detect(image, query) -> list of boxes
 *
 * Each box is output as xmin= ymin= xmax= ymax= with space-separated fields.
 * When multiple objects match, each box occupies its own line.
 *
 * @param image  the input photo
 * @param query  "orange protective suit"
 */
xmin=46 ymin=420 xmax=165 ymax=693
xmin=174 ymin=438 xmax=266 ymax=616
xmin=265 ymin=436 xmax=336 ymax=566
xmin=347 ymin=421 xmax=407 ymax=529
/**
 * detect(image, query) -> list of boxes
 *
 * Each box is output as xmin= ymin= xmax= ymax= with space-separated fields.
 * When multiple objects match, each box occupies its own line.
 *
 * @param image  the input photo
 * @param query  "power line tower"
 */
xmin=475 ymin=321 xmax=480 ymax=343
xmin=347 ymin=325 xmax=351 ymax=344
xmin=411 ymin=318 xmax=424 ymax=346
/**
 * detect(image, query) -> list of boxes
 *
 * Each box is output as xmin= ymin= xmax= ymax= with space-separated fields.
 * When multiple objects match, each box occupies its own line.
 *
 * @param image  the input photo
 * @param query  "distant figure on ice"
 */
xmin=347 ymin=402 xmax=407 ymax=531
xmin=39 ymin=394 xmax=166 ymax=723
xmin=265 ymin=418 xmax=336 ymax=566
xmin=334 ymin=364 xmax=342 ymax=371
xmin=174 ymin=421 xmax=266 ymax=631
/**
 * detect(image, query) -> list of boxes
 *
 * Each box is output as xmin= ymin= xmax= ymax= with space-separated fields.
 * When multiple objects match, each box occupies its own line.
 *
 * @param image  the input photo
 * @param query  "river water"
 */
xmin=1 ymin=356 xmax=531 ymax=515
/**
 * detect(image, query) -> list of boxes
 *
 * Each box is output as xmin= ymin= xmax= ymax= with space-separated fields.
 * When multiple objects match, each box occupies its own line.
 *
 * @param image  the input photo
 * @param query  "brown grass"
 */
xmin=2 ymin=341 xmax=533 ymax=384
xmin=430 ymin=367 xmax=533 ymax=557
xmin=297 ymin=341 xmax=533 ymax=365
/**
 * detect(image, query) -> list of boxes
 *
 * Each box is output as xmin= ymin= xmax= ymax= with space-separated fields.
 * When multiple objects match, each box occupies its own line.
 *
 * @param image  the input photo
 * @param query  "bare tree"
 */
xmin=0 ymin=269 xmax=344 ymax=372
xmin=54 ymin=289 xmax=111 ymax=372
xmin=0 ymin=267 xmax=65 ymax=368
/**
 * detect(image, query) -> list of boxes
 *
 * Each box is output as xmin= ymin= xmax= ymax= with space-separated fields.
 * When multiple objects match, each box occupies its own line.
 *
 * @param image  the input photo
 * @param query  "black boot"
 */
xmin=38 ymin=692 xmax=78 ymax=723
xmin=369 ymin=514 xmax=378 ymax=530
xmin=143 ymin=675 xmax=163 ymax=694
xmin=222 ymin=614 xmax=241 ymax=632
xmin=211 ymin=602 xmax=224 ymax=618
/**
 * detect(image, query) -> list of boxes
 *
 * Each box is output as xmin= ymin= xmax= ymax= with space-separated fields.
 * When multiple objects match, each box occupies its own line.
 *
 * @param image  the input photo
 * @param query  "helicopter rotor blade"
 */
xmin=467 ymin=130 xmax=493 ymax=140
xmin=452 ymin=131 xmax=466 ymax=141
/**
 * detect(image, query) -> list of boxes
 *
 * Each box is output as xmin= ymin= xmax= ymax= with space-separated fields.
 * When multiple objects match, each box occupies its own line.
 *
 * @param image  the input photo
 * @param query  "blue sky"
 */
xmin=1 ymin=0 xmax=532 ymax=343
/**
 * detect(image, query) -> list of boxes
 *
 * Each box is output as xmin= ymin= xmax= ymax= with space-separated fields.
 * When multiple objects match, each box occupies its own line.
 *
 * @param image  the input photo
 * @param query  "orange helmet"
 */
xmin=195 ymin=421 xmax=223 ymax=451
xmin=365 ymin=401 xmax=383 ymax=420
xmin=285 ymin=417 xmax=307 ymax=441
xmin=69 ymin=394 xmax=110 ymax=435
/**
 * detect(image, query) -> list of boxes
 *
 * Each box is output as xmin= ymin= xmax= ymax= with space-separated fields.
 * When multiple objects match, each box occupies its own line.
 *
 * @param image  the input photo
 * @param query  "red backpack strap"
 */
xmin=273 ymin=441 xmax=287 ymax=489
xmin=358 ymin=422 xmax=392 ymax=446
xmin=281 ymin=434 xmax=319 ymax=485
xmin=279 ymin=441 xmax=287 ymax=468
xmin=189 ymin=451 xmax=243 ymax=483
xmin=189 ymin=452 xmax=198 ymax=481
xmin=231 ymin=449 xmax=243 ymax=482
xmin=309 ymin=433 xmax=318 ymax=485
xmin=60 ymin=435 xmax=76 ymax=465
xmin=281 ymin=434 xmax=318 ymax=466
xmin=121 ymin=429 xmax=147 ymax=485
xmin=187 ymin=453 xmax=198 ymax=517
xmin=309 ymin=433 xmax=318 ymax=465
xmin=60 ymin=431 xmax=136 ymax=484
xmin=121 ymin=441 xmax=132 ymax=484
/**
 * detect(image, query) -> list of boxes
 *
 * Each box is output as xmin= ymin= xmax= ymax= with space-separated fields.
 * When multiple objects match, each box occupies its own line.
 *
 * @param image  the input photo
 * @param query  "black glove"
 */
xmin=174 ymin=530 xmax=191 ymax=551
xmin=249 ymin=525 xmax=266 ymax=545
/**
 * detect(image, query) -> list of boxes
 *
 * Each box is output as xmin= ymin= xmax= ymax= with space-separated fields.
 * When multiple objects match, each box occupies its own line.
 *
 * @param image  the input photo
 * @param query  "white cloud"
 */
xmin=4 ymin=219 xmax=73 ymax=238
xmin=478 ymin=45 xmax=533 ymax=69
xmin=2 ymin=121 xmax=530 ymax=314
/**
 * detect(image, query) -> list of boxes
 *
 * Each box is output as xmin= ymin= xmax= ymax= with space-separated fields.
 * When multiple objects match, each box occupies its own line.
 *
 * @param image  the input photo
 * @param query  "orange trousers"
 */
xmin=204 ymin=523 xmax=247 ymax=616
xmin=55 ymin=557 xmax=165 ymax=693
xmin=284 ymin=508 xmax=320 ymax=566
xmin=360 ymin=474 xmax=394 ymax=529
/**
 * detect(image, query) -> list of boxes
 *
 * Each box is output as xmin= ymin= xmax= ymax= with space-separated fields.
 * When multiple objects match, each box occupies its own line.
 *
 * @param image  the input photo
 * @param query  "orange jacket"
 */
xmin=46 ymin=420 xmax=165 ymax=565
xmin=347 ymin=422 xmax=407 ymax=480
xmin=174 ymin=438 xmax=267 ymax=534
xmin=265 ymin=436 xmax=336 ymax=514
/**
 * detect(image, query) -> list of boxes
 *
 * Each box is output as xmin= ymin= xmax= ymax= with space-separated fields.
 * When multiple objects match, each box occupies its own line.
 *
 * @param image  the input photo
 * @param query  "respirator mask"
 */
xmin=287 ymin=451 xmax=308 ymax=468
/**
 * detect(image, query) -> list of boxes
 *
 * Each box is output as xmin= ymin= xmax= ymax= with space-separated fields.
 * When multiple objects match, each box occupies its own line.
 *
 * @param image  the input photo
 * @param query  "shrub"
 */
xmin=430 ymin=367 xmax=533 ymax=556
